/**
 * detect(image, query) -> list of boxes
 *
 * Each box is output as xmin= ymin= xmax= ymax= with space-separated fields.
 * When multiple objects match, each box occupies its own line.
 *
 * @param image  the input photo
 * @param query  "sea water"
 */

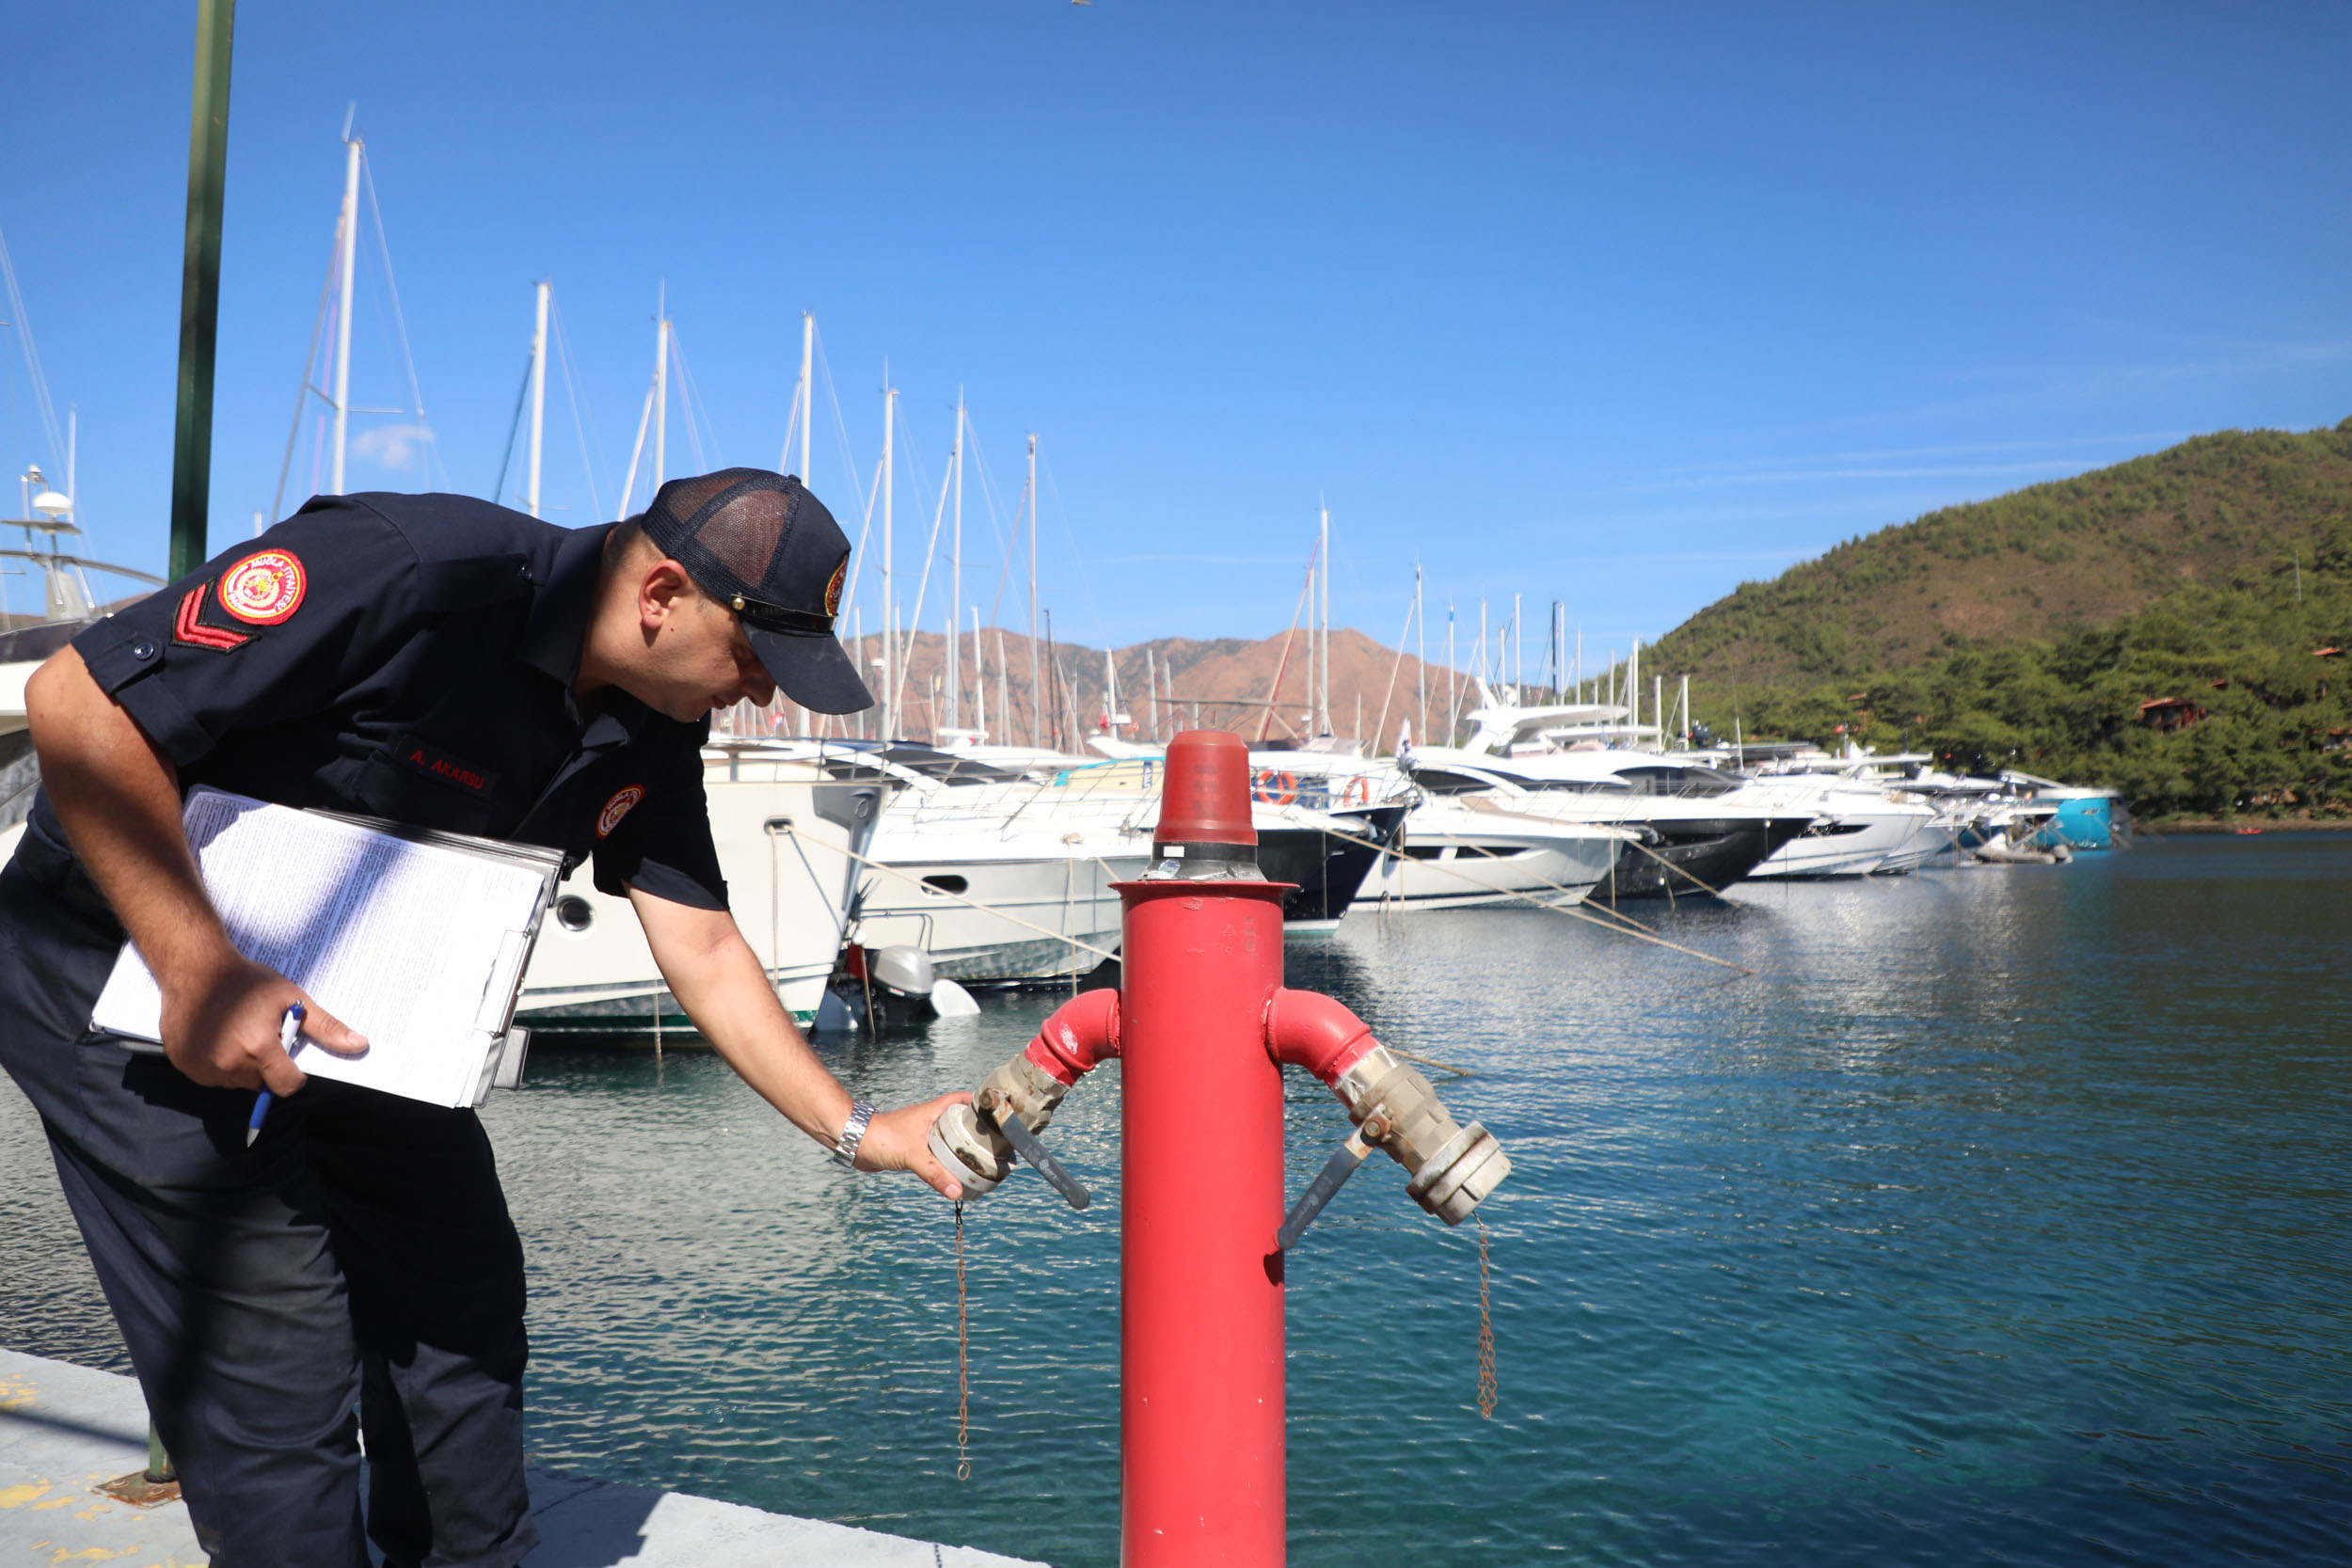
xmin=4 ymin=836 xmax=2347 ymax=1565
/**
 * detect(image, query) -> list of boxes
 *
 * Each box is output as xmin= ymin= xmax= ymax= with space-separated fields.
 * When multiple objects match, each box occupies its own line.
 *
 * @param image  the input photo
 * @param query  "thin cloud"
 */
xmin=351 ymin=423 xmax=434 ymax=470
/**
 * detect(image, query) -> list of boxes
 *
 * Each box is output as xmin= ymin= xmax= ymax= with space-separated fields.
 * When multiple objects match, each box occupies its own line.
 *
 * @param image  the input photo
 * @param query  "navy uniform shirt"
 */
xmin=45 ymin=491 xmax=727 ymax=923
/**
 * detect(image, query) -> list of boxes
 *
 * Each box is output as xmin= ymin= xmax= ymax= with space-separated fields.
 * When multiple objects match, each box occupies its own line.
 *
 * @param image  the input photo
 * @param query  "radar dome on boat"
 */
xmin=30 ymin=490 xmax=72 ymax=517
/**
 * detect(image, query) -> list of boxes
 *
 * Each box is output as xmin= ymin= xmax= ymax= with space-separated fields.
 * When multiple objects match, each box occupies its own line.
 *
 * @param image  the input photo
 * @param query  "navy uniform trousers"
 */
xmin=0 ymin=809 xmax=538 ymax=1568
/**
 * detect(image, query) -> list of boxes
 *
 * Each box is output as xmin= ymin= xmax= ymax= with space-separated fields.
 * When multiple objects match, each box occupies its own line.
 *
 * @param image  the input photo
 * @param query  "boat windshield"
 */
xmin=818 ymin=745 xmax=1022 ymax=786
xmin=1613 ymin=765 xmax=1744 ymax=799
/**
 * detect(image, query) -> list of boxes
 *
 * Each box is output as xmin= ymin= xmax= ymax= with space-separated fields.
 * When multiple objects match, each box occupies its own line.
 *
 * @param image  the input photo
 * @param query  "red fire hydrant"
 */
xmin=928 ymin=731 xmax=1509 ymax=1566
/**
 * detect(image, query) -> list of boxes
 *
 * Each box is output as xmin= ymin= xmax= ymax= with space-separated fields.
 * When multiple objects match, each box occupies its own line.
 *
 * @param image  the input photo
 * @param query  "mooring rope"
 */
xmin=1309 ymin=817 xmax=1756 ymax=977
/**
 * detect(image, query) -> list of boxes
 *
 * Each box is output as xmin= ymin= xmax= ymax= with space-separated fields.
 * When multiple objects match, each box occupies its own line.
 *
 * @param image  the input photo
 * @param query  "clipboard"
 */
xmin=90 ymin=786 xmax=564 ymax=1108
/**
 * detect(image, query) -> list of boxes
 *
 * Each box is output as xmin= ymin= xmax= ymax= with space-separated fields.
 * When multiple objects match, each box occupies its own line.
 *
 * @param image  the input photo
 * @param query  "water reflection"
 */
xmin=5 ymin=839 xmax=2348 ymax=1565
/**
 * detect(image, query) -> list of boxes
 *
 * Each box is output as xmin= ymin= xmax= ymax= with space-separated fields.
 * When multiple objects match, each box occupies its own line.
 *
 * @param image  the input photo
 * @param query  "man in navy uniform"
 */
xmin=2 ymin=468 xmax=968 ymax=1567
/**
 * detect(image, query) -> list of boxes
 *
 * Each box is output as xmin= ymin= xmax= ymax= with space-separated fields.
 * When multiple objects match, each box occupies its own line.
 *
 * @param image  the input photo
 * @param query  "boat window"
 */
xmin=921 ymin=875 xmax=970 ymax=895
xmin=1402 ymin=845 xmax=1451 ymax=860
xmin=1405 ymin=768 xmax=1494 ymax=795
xmin=1617 ymin=765 xmax=1739 ymax=798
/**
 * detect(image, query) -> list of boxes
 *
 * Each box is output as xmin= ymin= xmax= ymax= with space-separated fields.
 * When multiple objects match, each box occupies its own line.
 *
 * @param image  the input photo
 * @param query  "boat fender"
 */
xmin=930 ymin=977 xmax=981 ymax=1018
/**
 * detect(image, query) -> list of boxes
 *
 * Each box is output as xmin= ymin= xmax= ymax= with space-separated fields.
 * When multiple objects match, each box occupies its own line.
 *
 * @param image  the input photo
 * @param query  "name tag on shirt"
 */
xmin=392 ymin=735 xmax=500 ymax=798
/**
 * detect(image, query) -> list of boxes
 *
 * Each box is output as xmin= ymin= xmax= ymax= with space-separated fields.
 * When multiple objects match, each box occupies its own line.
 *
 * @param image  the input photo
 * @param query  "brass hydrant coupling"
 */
xmin=1329 ymin=1045 xmax=1511 ymax=1227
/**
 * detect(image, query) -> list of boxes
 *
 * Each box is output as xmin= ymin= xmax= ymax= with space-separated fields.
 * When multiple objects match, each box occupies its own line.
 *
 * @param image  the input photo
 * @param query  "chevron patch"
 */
xmin=171 ymin=584 xmax=251 ymax=652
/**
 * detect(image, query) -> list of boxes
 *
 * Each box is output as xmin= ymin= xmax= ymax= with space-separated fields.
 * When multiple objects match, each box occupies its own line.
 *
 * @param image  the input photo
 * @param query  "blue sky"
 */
xmin=4 ymin=1 xmax=2346 ymax=661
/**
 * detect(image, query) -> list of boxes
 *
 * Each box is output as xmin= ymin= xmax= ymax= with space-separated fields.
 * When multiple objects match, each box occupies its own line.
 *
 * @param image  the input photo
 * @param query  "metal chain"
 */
xmin=954 ymin=1202 xmax=971 ymax=1481
xmin=1475 ymin=1214 xmax=1498 ymax=1420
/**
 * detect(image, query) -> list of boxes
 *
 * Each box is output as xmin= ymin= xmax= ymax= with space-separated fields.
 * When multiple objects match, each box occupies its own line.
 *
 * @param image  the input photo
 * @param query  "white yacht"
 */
xmin=516 ymin=742 xmax=892 ymax=1028
xmin=1371 ymin=791 xmax=1630 ymax=911
xmin=1392 ymin=694 xmax=1818 ymax=895
xmin=826 ymin=744 xmax=1150 ymax=982
xmin=1085 ymin=736 xmax=1414 ymax=934
xmin=1221 ymin=741 xmax=1631 ymax=913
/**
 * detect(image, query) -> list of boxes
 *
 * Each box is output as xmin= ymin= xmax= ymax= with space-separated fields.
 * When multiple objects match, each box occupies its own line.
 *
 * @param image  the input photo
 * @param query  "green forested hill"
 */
xmin=1656 ymin=421 xmax=2352 ymax=817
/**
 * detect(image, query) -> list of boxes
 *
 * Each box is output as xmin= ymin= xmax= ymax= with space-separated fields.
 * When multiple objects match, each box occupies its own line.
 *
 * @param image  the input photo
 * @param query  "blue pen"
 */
xmin=246 ymin=1004 xmax=306 ymax=1148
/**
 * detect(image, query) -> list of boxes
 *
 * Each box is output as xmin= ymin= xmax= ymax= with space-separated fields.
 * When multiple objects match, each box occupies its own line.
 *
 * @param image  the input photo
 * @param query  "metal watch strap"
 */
xmin=831 ymin=1100 xmax=877 ymax=1170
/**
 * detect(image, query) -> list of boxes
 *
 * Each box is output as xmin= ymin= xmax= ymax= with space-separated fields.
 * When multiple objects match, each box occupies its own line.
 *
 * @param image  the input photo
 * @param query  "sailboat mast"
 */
xmin=797 ymin=311 xmax=814 ymax=482
xmin=652 ymin=287 xmax=669 ymax=491
xmin=1629 ymin=639 xmax=1641 ymax=739
xmin=973 ymin=608 xmax=989 ymax=741
xmin=330 ymin=134 xmax=361 ymax=495
xmin=1318 ymin=504 xmax=1330 ymax=734
xmin=1414 ymin=562 xmax=1426 ymax=750
xmin=947 ymin=392 xmax=964 ymax=732
xmin=526 ymin=280 xmax=548 ymax=517
xmin=881 ymin=379 xmax=897 ymax=742
xmin=1025 ymin=433 xmax=1041 ymax=750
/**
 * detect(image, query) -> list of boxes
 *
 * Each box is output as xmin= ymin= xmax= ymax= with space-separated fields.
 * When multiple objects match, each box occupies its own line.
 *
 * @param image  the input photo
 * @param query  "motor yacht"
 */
xmin=516 ymin=741 xmax=892 ymax=1029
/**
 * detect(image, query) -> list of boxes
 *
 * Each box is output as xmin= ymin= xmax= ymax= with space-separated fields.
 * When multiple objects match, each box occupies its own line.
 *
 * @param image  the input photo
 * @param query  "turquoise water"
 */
xmin=5 ymin=837 xmax=2349 ymax=1563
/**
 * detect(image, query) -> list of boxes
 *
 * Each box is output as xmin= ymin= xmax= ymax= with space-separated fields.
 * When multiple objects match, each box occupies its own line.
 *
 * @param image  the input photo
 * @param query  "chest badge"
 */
xmin=597 ymin=785 xmax=646 ymax=838
xmin=218 ymin=548 xmax=308 ymax=626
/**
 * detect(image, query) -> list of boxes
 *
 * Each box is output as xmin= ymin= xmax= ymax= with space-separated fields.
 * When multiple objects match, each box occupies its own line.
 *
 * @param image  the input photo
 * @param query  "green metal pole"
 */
xmin=145 ymin=1418 xmax=176 ymax=1484
xmin=168 ymin=0 xmax=234 ymax=581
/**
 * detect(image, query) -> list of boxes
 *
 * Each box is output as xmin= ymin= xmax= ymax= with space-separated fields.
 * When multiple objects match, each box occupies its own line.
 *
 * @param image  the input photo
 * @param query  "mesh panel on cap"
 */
xmin=698 ymin=487 xmax=791 ymax=584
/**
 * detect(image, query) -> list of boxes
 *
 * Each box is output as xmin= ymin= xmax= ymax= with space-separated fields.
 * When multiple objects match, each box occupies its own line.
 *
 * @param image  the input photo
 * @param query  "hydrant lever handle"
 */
xmin=987 ymin=1104 xmax=1093 ymax=1211
xmin=1276 ymin=1137 xmax=1369 ymax=1252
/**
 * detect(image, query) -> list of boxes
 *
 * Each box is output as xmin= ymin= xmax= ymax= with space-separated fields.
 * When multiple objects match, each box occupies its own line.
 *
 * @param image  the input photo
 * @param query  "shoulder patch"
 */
xmin=171 ymin=584 xmax=251 ymax=652
xmin=218 ymin=549 xmax=307 ymax=626
xmin=597 ymin=785 xmax=646 ymax=838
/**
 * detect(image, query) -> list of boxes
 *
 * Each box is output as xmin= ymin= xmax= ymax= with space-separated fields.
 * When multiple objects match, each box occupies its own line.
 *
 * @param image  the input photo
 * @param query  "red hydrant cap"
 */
xmin=1154 ymin=730 xmax=1257 ymax=846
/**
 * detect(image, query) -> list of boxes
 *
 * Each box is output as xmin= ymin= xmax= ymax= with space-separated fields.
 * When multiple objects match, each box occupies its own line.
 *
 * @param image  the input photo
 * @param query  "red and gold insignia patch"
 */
xmin=217 ymin=549 xmax=307 ymax=626
xmin=823 ymin=555 xmax=848 ymax=618
xmin=596 ymin=785 xmax=645 ymax=838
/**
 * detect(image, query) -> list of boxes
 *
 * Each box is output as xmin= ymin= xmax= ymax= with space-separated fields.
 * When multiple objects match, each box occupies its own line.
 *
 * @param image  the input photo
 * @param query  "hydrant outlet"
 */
xmin=1329 ymin=1044 xmax=1512 ymax=1227
xmin=930 ymin=990 xmax=1124 ymax=1199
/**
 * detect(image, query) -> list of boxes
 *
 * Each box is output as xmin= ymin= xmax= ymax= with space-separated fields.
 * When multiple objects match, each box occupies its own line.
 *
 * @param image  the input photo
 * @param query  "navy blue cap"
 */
xmin=640 ymin=468 xmax=872 ymax=714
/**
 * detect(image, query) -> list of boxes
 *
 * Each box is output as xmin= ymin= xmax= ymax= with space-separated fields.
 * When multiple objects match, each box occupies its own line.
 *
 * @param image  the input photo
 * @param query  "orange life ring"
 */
xmin=1251 ymin=769 xmax=1298 ymax=805
xmin=1340 ymin=774 xmax=1370 ymax=807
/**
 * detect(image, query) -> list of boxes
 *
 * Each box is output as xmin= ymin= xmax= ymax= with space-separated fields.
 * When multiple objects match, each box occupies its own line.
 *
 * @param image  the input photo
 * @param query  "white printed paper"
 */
xmin=91 ymin=788 xmax=555 ymax=1107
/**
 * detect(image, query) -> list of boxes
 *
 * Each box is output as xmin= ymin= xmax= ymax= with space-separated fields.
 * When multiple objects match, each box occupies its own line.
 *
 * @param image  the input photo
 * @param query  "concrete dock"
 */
xmin=0 ymin=1347 xmax=1045 ymax=1566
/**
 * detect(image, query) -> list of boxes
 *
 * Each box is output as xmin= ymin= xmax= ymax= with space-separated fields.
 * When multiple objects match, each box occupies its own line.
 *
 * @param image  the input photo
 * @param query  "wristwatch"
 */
xmin=831 ymin=1100 xmax=877 ymax=1170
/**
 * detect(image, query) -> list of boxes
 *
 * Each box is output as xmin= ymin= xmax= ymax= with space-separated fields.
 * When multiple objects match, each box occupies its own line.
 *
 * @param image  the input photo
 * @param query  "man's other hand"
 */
xmin=857 ymin=1092 xmax=977 ymax=1200
xmin=159 ymin=950 xmax=369 ymax=1095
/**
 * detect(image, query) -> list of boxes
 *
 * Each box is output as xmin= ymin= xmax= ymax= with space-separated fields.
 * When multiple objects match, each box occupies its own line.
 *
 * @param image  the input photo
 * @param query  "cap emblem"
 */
xmin=824 ymin=555 xmax=848 ymax=617
xmin=597 ymin=785 xmax=645 ymax=838
xmin=218 ymin=549 xmax=307 ymax=626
